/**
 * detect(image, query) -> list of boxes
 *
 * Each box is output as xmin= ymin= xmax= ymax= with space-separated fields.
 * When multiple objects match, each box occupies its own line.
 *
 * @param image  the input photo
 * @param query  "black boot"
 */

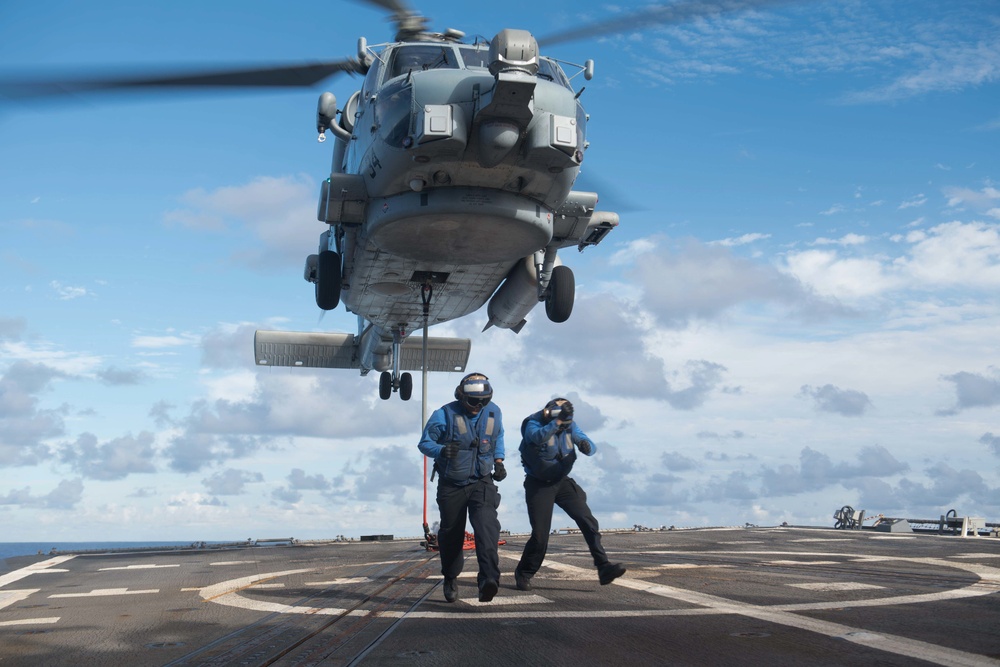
xmin=598 ymin=563 xmax=626 ymax=585
xmin=443 ymin=577 xmax=458 ymax=602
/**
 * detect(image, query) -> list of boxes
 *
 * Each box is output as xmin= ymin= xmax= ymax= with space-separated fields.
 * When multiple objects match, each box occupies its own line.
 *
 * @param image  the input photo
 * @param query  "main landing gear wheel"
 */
xmin=545 ymin=264 xmax=575 ymax=323
xmin=399 ymin=372 xmax=413 ymax=401
xmin=315 ymin=250 xmax=341 ymax=311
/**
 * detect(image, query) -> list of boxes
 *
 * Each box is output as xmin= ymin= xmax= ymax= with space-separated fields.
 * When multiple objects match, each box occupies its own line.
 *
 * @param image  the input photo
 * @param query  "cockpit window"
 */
xmin=458 ymin=45 xmax=491 ymax=69
xmin=537 ymin=58 xmax=572 ymax=89
xmin=388 ymin=46 xmax=460 ymax=79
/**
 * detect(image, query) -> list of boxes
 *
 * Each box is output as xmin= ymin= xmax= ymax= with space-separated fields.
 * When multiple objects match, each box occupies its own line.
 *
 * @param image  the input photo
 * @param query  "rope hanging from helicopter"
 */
xmin=420 ymin=282 xmax=440 ymax=551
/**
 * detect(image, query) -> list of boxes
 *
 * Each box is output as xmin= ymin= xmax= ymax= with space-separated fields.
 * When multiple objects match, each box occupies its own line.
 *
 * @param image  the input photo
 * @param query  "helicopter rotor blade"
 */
xmin=0 ymin=58 xmax=364 ymax=101
xmin=352 ymin=0 xmax=429 ymax=42
xmin=537 ymin=0 xmax=796 ymax=47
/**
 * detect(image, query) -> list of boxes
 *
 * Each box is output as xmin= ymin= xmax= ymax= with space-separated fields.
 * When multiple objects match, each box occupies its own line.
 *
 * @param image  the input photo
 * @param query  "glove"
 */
xmin=560 ymin=401 xmax=574 ymax=421
xmin=492 ymin=460 xmax=507 ymax=481
xmin=577 ymin=440 xmax=592 ymax=455
xmin=441 ymin=441 xmax=460 ymax=460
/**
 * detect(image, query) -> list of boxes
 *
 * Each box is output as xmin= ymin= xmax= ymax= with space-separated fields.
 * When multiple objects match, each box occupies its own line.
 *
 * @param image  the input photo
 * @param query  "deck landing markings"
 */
xmin=50 ymin=588 xmax=159 ymax=598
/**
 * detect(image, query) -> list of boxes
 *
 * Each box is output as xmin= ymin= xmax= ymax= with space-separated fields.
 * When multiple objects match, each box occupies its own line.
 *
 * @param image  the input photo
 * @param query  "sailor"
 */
xmin=514 ymin=397 xmax=625 ymax=591
xmin=418 ymin=372 xmax=507 ymax=603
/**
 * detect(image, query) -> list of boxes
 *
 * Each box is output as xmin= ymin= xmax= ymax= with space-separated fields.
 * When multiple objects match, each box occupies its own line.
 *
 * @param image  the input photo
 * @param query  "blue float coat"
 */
xmin=519 ymin=411 xmax=596 ymax=482
xmin=419 ymin=401 xmax=505 ymax=486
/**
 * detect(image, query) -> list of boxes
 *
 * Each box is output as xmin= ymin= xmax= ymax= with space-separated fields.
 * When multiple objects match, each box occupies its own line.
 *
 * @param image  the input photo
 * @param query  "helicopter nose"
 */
xmin=478 ymin=121 xmax=520 ymax=168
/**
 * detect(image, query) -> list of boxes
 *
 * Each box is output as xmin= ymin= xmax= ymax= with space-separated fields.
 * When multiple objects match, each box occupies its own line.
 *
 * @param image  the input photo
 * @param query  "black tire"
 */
xmin=545 ymin=265 xmax=575 ymax=323
xmin=399 ymin=372 xmax=413 ymax=401
xmin=379 ymin=371 xmax=392 ymax=400
xmin=315 ymin=250 xmax=342 ymax=311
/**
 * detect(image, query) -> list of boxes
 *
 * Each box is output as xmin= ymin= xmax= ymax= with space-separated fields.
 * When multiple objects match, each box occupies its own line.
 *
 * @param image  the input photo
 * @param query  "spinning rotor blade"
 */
xmin=0 ymin=58 xmax=364 ymax=101
xmin=538 ymin=0 xmax=796 ymax=47
xmin=355 ymin=0 xmax=429 ymax=41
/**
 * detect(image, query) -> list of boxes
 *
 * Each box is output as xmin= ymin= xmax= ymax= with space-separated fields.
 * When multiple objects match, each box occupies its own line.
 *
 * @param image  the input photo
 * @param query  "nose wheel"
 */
xmin=379 ymin=370 xmax=413 ymax=401
xmin=379 ymin=325 xmax=413 ymax=401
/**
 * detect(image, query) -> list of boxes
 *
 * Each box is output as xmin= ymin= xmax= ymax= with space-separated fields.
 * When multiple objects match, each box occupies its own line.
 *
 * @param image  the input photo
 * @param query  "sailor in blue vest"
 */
xmin=418 ymin=372 xmax=506 ymax=603
xmin=513 ymin=397 xmax=626 ymax=592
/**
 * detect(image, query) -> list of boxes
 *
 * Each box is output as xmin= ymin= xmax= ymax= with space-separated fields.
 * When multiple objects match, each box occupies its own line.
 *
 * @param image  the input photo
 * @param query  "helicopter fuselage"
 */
xmin=289 ymin=30 xmax=618 ymax=390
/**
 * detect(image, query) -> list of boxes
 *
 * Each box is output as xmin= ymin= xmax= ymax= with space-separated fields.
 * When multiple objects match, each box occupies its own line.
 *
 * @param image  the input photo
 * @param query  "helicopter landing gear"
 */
xmin=545 ymin=264 xmax=575 ymax=323
xmin=378 ymin=327 xmax=413 ymax=401
xmin=315 ymin=249 xmax=341 ymax=311
xmin=378 ymin=370 xmax=413 ymax=401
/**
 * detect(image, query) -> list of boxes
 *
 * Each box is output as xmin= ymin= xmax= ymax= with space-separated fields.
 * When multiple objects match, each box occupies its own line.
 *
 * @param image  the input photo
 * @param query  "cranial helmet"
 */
xmin=455 ymin=373 xmax=493 ymax=412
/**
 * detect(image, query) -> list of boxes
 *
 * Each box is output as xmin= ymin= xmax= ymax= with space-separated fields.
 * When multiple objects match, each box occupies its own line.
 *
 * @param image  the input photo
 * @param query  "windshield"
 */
xmin=537 ymin=58 xmax=572 ymax=89
xmin=388 ymin=46 xmax=459 ymax=79
xmin=458 ymin=45 xmax=491 ymax=70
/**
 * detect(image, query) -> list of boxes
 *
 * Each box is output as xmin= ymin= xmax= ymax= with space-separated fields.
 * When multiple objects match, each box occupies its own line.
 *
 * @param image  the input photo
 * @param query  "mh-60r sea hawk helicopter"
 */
xmin=2 ymin=0 xmax=785 ymax=401
xmin=255 ymin=4 xmax=620 ymax=401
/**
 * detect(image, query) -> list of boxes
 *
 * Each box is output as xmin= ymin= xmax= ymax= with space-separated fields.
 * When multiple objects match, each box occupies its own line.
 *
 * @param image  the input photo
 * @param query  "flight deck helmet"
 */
xmin=455 ymin=372 xmax=493 ymax=414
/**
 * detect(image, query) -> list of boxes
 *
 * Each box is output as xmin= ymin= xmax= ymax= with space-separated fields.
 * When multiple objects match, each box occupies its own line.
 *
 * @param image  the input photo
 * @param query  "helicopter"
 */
xmin=1 ymin=0 xmax=787 ymax=401
xmin=257 ymin=3 xmax=619 ymax=401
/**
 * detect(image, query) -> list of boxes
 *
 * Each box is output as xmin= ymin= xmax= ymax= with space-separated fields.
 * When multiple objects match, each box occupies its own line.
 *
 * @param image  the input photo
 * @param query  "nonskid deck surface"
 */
xmin=2 ymin=527 xmax=999 ymax=666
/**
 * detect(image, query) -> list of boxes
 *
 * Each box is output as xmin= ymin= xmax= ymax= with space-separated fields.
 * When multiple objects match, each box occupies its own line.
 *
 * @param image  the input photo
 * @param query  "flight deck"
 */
xmin=2 ymin=526 xmax=999 ymax=666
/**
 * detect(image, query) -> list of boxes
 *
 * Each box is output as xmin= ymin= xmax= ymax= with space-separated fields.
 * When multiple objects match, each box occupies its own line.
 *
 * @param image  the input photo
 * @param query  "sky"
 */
xmin=1 ymin=0 xmax=999 ymax=542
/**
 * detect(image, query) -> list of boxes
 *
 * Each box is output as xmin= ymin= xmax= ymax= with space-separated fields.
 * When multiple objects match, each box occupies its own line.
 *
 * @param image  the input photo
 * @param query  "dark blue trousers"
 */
xmin=436 ymin=478 xmax=501 ymax=588
xmin=516 ymin=475 xmax=608 ymax=576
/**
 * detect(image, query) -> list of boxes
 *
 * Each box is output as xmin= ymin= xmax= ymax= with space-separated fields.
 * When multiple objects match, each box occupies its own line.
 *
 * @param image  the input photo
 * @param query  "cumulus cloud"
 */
xmin=344 ymin=445 xmax=422 ymax=503
xmin=165 ymin=431 xmax=273 ymax=474
xmin=0 ymin=360 xmax=65 ymax=466
xmin=937 ymin=370 xmax=1000 ymax=415
xmin=627 ymin=237 xmax=848 ymax=327
xmin=662 ymin=450 xmax=699 ymax=472
xmin=786 ymin=221 xmax=1000 ymax=301
xmin=202 ymin=468 xmax=264 ymax=495
xmin=0 ymin=478 xmax=84 ymax=509
xmin=980 ymin=433 xmax=1000 ymax=457
xmin=513 ymin=292 xmax=728 ymax=409
xmin=96 ymin=366 xmax=147 ymax=386
xmin=162 ymin=369 xmax=416 ymax=472
xmin=288 ymin=468 xmax=334 ymax=491
xmin=164 ymin=175 xmax=318 ymax=271
xmin=891 ymin=463 xmax=993 ymax=508
xmin=943 ymin=184 xmax=1000 ymax=213
xmin=0 ymin=317 xmax=26 ymax=340
xmin=897 ymin=221 xmax=1000 ymax=288
xmin=60 ymin=432 xmax=157 ymax=480
xmin=695 ymin=470 xmax=757 ymax=502
xmin=800 ymin=384 xmax=873 ymax=417
xmin=760 ymin=445 xmax=908 ymax=496
xmin=513 ymin=292 xmax=676 ymax=399
xmin=272 ymin=467 xmax=337 ymax=503
xmin=201 ymin=324 xmax=259 ymax=369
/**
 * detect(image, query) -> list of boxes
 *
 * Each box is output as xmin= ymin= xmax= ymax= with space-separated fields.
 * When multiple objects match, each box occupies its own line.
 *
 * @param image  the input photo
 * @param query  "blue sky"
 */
xmin=2 ymin=0 xmax=999 ymax=541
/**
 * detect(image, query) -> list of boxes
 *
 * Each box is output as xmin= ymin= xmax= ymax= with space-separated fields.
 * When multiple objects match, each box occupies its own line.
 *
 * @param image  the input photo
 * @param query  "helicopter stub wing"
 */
xmin=253 ymin=330 xmax=470 ymax=372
